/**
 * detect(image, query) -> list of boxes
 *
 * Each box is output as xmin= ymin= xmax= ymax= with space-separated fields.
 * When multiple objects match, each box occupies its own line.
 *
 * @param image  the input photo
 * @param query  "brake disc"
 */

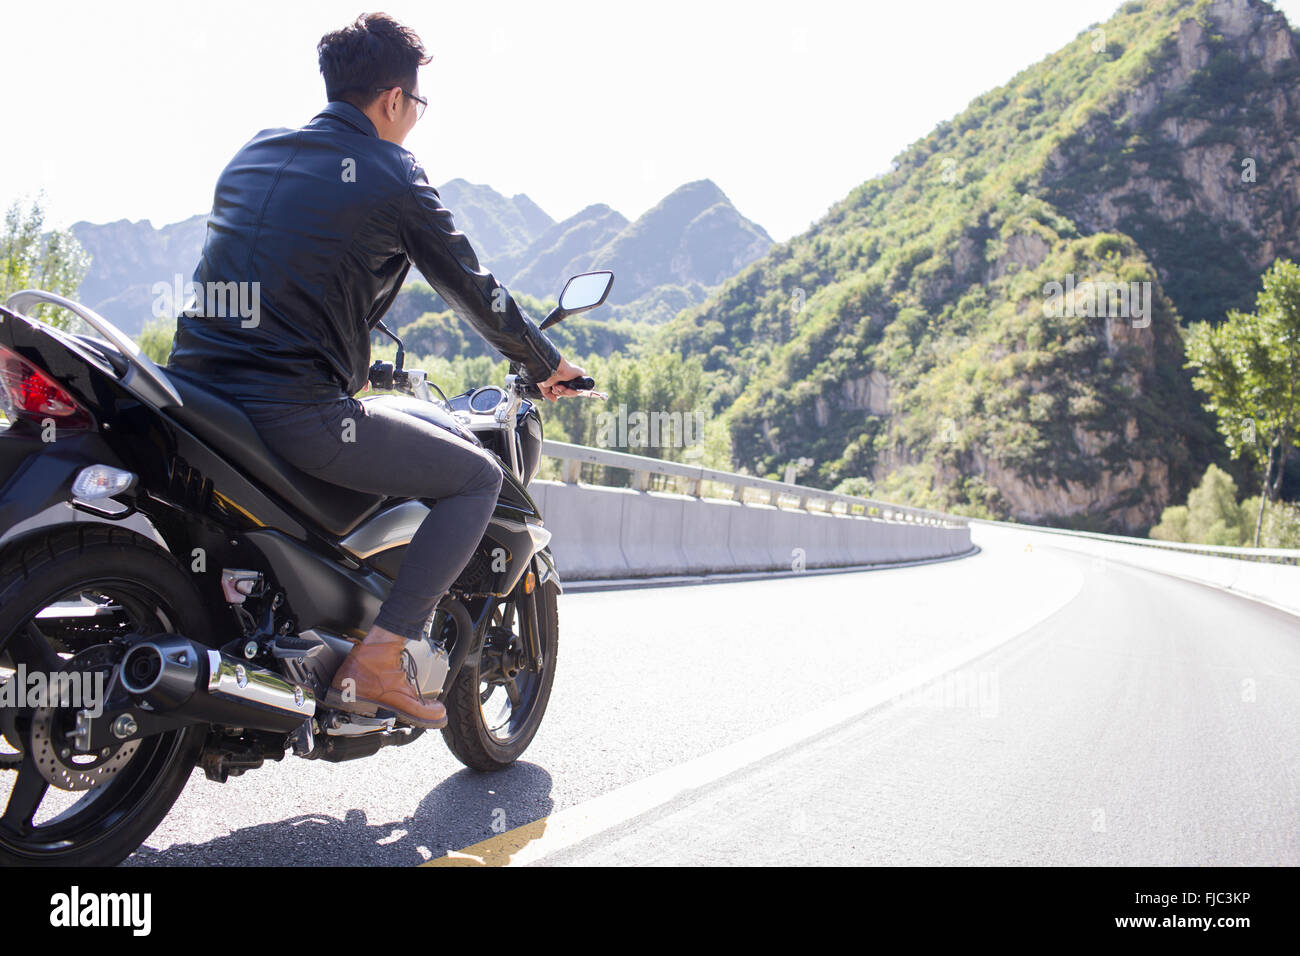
xmin=26 ymin=644 xmax=138 ymax=791
xmin=29 ymin=708 xmax=139 ymax=791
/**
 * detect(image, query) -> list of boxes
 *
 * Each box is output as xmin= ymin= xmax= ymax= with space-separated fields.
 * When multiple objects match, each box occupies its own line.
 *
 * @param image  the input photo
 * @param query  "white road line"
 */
xmin=432 ymin=546 xmax=1084 ymax=866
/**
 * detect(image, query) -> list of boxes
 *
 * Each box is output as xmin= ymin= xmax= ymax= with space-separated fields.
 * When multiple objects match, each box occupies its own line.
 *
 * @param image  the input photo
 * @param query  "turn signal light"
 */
xmin=72 ymin=465 xmax=136 ymax=501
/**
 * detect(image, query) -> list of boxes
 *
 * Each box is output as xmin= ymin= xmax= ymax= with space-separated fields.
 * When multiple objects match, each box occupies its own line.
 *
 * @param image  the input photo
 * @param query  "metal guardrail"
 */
xmin=539 ymin=440 xmax=968 ymax=529
xmin=970 ymin=518 xmax=1300 ymax=566
xmin=536 ymin=441 xmax=1295 ymax=564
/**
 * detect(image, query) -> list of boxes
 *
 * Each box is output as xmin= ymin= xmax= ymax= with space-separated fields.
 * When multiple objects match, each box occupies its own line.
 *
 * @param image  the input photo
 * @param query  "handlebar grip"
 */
xmin=514 ymin=375 xmax=595 ymax=399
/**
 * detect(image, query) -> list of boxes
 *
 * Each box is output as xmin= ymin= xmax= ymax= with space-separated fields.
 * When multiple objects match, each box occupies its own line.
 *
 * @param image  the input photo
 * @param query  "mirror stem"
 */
xmin=375 ymin=320 xmax=406 ymax=371
xmin=540 ymin=306 xmax=566 ymax=331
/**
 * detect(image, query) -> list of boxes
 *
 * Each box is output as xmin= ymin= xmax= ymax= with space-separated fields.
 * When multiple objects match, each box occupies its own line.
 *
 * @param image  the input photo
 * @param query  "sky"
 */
xmin=4 ymin=0 xmax=1299 ymax=243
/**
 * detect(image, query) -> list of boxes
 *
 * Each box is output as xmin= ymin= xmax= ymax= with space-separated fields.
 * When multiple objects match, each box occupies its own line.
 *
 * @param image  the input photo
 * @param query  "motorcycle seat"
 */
xmin=161 ymin=369 xmax=386 ymax=537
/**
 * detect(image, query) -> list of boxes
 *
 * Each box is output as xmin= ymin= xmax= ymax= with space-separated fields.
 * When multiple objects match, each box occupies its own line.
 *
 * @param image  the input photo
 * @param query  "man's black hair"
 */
xmin=318 ymin=12 xmax=432 ymax=110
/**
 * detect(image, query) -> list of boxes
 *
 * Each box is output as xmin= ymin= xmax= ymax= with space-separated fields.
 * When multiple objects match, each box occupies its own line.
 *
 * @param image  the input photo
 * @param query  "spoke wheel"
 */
xmin=0 ymin=528 xmax=208 ymax=866
xmin=441 ymin=578 xmax=559 ymax=771
xmin=476 ymin=599 xmax=544 ymax=743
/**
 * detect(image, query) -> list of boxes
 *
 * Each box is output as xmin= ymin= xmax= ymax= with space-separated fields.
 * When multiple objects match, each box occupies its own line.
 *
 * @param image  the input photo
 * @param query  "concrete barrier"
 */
xmin=538 ymin=483 xmax=973 ymax=581
xmin=828 ymin=513 xmax=870 ymax=564
xmin=533 ymin=443 xmax=1294 ymax=607
xmin=619 ymin=490 xmax=691 ymax=576
xmin=533 ymin=441 xmax=973 ymax=582
xmin=540 ymin=482 xmax=634 ymax=580
xmin=764 ymin=506 xmax=819 ymax=569
xmin=726 ymin=500 xmax=782 ymax=572
xmin=679 ymin=497 xmax=739 ymax=573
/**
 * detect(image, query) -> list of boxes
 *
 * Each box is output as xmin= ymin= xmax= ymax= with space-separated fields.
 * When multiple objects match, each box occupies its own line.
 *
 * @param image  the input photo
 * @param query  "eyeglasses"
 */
xmin=376 ymin=86 xmax=426 ymax=120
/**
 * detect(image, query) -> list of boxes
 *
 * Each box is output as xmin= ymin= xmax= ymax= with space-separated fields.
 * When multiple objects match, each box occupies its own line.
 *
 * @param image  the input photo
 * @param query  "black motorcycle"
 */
xmin=0 ymin=270 xmax=613 ymax=866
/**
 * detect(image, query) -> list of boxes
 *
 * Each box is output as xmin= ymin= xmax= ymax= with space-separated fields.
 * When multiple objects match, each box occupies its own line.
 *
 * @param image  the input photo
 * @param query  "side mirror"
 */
xmin=540 ymin=271 xmax=614 ymax=330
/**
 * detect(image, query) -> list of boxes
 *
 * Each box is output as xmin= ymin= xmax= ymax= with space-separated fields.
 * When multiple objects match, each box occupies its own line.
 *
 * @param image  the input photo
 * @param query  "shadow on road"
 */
xmin=124 ymin=761 xmax=555 ymax=867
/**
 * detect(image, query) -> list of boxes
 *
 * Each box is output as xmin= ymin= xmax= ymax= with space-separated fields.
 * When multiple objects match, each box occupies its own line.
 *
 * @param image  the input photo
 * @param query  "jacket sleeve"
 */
xmin=397 ymin=163 xmax=561 ymax=382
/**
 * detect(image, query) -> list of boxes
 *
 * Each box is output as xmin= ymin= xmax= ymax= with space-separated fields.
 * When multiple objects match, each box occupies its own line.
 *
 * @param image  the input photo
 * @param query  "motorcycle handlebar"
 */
xmin=515 ymin=376 xmax=595 ymax=398
xmin=370 ymin=360 xmax=595 ymax=401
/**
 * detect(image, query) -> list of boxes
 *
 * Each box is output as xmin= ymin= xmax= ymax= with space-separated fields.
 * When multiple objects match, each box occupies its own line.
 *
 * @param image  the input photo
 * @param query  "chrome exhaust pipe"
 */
xmin=120 ymin=634 xmax=314 ymax=733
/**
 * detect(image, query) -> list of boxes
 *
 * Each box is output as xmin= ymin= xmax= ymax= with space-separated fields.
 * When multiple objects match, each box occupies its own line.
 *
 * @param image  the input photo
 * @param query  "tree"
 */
xmin=833 ymin=476 xmax=876 ymax=498
xmin=137 ymin=316 xmax=177 ymax=364
xmin=0 ymin=195 xmax=90 ymax=329
xmin=398 ymin=310 xmax=469 ymax=360
xmin=1183 ymin=259 xmax=1300 ymax=546
xmin=1149 ymin=464 xmax=1253 ymax=546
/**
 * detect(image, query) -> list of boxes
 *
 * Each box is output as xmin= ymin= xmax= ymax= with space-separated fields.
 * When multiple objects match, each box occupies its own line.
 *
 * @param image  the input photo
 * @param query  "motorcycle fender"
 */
xmin=0 ymin=431 xmax=135 ymax=549
xmin=481 ymin=513 xmax=543 ymax=596
xmin=534 ymin=546 xmax=562 ymax=594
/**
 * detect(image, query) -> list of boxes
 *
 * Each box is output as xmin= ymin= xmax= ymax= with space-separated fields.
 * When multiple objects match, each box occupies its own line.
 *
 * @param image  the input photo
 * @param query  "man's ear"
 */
xmin=384 ymin=87 xmax=401 ymax=120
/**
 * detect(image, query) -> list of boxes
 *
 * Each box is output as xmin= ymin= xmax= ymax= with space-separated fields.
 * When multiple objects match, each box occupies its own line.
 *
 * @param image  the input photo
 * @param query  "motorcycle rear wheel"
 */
xmin=0 ymin=527 xmax=208 ymax=866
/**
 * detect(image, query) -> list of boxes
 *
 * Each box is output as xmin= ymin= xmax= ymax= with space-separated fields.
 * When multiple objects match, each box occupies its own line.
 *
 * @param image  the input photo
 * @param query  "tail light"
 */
xmin=0 ymin=345 xmax=92 ymax=429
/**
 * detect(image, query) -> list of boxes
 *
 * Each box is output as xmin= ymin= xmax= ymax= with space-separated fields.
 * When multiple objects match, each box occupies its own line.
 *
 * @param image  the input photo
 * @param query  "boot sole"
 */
xmin=323 ymin=688 xmax=448 ymax=730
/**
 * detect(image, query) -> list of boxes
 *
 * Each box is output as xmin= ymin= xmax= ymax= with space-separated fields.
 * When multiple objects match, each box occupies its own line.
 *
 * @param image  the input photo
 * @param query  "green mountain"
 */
xmin=585 ymin=180 xmax=775 ymax=302
xmin=70 ymin=214 xmax=207 ymax=337
xmin=664 ymin=0 xmax=1300 ymax=532
xmin=386 ymin=179 xmax=774 ymax=354
xmin=71 ymin=175 xmax=772 ymax=342
xmin=497 ymin=203 xmax=630 ymax=296
xmin=492 ymin=179 xmax=773 ymax=320
xmin=432 ymin=178 xmax=555 ymax=265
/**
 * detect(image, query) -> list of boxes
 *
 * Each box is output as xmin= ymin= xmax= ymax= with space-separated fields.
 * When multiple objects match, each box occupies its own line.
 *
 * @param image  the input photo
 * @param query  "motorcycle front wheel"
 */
xmin=440 ymin=578 xmax=559 ymax=771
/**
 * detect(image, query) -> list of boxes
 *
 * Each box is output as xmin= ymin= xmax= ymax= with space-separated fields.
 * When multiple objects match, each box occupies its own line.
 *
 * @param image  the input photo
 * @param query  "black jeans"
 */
xmin=243 ymin=397 xmax=504 ymax=640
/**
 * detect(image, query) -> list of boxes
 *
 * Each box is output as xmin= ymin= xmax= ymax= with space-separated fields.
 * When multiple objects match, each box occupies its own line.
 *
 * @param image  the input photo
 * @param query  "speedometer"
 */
xmin=468 ymin=386 xmax=504 ymax=413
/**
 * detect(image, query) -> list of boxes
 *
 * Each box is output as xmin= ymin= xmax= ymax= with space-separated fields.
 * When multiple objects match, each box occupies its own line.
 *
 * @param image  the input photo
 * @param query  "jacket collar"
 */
xmin=308 ymin=100 xmax=378 ymax=138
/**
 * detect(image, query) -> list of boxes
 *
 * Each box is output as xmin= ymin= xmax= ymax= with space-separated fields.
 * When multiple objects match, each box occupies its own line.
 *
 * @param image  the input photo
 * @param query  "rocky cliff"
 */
xmin=665 ymin=0 xmax=1298 ymax=532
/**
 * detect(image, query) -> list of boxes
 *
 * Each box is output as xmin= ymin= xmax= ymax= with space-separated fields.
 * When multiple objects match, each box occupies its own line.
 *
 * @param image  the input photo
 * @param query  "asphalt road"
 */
xmin=117 ymin=527 xmax=1298 ymax=866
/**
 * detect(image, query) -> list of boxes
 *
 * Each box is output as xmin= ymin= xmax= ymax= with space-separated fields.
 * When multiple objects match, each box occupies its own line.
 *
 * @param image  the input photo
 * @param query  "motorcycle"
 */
xmin=0 ymin=269 xmax=613 ymax=865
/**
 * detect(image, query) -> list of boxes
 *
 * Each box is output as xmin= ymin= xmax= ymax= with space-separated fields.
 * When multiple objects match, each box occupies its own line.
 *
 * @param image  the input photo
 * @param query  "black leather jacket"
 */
xmin=167 ymin=101 xmax=561 ymax=404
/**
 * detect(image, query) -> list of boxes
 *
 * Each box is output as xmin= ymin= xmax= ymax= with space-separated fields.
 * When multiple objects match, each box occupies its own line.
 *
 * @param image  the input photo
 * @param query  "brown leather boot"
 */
xmin=324 ymin=636 xmax=448 ymax=729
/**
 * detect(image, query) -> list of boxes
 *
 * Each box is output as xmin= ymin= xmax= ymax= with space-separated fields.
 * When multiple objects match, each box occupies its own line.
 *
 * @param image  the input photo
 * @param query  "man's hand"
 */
xmin=538 ymin=357 xmax=591 ymax=402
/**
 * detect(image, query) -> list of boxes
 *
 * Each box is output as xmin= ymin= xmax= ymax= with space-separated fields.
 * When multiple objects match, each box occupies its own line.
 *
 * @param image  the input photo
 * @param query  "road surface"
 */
xmin=113 ymin=527 xmax=1298 ymax=866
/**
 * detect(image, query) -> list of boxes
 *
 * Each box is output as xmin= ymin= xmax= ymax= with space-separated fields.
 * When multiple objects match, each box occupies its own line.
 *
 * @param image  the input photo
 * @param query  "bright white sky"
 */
xmin=4 ymin=0 xmax=1299 ymax=243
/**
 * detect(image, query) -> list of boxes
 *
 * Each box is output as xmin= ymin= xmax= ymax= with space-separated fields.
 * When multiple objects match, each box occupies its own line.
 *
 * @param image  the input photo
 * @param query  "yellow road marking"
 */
xmin=425 ymin=819 xmax=551 ymax=866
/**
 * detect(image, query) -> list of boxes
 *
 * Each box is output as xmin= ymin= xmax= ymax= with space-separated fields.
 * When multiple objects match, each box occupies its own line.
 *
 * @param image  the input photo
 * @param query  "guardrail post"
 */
xmin=563 ymin=459 xmax=582 ymax=484
xmin=632 ymin=470 xmax=650 ymax=492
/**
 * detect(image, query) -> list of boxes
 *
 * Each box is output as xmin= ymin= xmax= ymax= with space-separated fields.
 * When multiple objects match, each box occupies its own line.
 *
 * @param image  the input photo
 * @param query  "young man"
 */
xmin=167 ymin=13 xmax=586 ymax=729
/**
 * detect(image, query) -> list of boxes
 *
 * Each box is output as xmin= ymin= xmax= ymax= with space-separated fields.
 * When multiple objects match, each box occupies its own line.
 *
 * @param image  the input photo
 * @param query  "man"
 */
xmin=167 ymin=12 xmax=586 ymax=729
